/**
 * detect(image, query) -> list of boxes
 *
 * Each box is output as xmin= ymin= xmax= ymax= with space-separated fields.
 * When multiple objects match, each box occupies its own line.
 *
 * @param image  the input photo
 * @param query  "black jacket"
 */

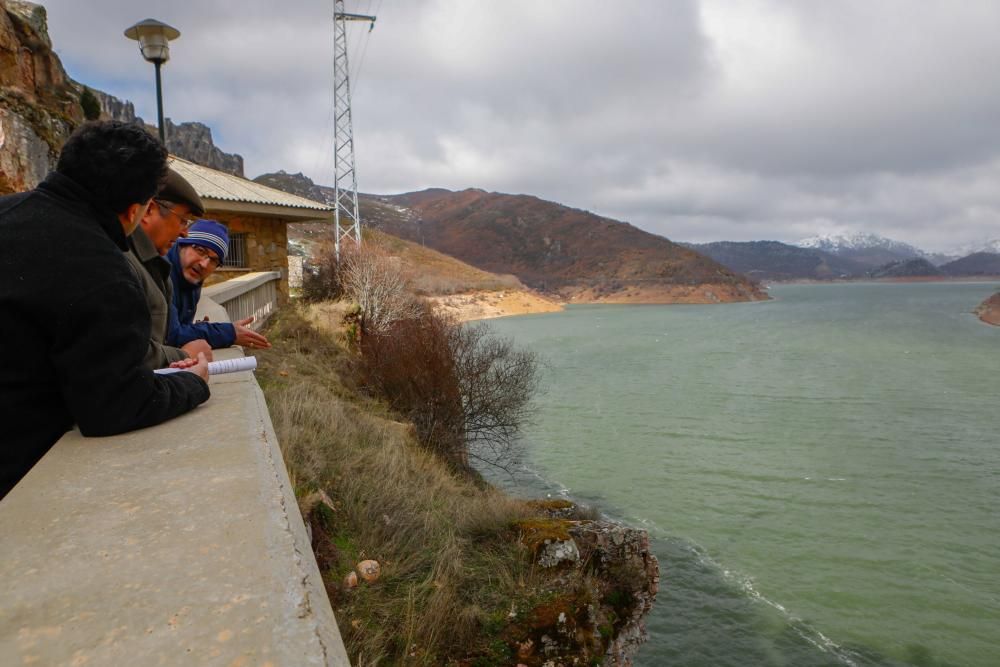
xmin=0 ymin=172 xmax=210 ymax=498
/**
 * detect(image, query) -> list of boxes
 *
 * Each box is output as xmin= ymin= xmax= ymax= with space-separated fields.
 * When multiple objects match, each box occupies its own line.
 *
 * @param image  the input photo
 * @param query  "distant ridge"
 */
xmin=364 ymin=188 xmax=767 ymax=304
xmin=869 ymin=258 xmax=943 ymax=279
xmin=684 ymin=240 xmax=866 ymax=281
xmin=795 ymin=232 xmax=925 ymax=268
xmin=941 ymin=252 xmax=1000 ymax=277
xmin=253 ymin=174 xmax=768 ymax=304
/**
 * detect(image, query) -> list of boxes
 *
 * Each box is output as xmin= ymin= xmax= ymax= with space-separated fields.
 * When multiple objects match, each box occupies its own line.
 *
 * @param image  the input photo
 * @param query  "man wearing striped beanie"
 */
xmin=166 ymin=220 xmax=271 ymax=351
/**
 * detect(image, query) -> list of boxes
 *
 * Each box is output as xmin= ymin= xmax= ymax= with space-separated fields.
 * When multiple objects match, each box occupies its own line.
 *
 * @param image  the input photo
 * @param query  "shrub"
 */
xmin=79 ymin=88 xmax=101 ymax=121
xmin=358 ymin=302 xmax=539 ymax=472
xmin=301 ymin=241 xmax=345 ymax=302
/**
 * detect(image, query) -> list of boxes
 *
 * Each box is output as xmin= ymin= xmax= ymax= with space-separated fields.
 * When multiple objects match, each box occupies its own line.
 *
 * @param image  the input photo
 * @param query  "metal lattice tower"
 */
xmin=332 ymin=1 xmax=375 ymax=259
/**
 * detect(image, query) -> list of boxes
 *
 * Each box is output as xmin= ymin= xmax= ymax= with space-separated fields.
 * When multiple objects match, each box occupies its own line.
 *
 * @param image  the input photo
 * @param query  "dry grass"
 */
xmin=255 ymin=306 xmax=544 ymax=665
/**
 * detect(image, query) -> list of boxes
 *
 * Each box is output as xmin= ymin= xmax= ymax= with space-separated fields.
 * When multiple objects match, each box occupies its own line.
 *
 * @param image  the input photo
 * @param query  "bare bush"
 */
xmin=451 ymin=322 xmax=539 ymax=470
xmin=341 ymin=245 xmax=421 ymax=335
xmin=301 ymin=241 xmax=344 ymax=302
xmin=358 ymin=304 xmax=539 ymax=471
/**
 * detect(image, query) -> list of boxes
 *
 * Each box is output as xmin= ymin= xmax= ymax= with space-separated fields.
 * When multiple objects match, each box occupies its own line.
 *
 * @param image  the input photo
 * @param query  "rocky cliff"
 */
xmin=90 ymin=89 xmax=244 ymax=177
xmin=0 ymin=0 xmax=81 ymax=193
xmin=162 ymin=119 xmax=243 ymax=177
xmin=0 ymin=0 xmax=244 ymax=193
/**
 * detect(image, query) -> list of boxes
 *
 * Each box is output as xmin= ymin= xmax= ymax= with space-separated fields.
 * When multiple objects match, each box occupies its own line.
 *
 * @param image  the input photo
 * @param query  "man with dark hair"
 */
xmin=126 ymin=167 xmax=213 ymax=369
xmin=0 ymin=120 xmax=210 ymax=499
xmin=167 ymin=219 xmax=271 ymax=351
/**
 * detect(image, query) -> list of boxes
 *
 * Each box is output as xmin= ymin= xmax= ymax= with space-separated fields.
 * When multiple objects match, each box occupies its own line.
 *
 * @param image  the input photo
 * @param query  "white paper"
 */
xmin=154 ymin=356 xmax=258 ymax=376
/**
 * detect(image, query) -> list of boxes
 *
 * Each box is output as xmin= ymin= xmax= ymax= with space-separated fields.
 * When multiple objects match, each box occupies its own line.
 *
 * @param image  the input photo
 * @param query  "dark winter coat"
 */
xmin=125 ymin=225 xmax=187 ymax=369
xmin=0 ymin=172 xmax=210 ymax=499
xmin=165 ymin=243 xmax=236 ymax=349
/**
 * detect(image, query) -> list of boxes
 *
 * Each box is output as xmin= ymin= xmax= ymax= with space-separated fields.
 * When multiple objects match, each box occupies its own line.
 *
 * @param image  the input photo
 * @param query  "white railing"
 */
xmin=202 ymin=271 xmax=281 ymax=330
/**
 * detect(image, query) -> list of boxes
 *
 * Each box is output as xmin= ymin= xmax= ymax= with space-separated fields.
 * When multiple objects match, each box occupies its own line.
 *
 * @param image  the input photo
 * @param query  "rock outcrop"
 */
xmin=91 ymin=87 xmax=137 ymax=124
xmin=512 ymin=503 xmax=659 ymax=667
xmin=0 ymin=0 xmax=81 ymax=193
xmin=255 ymin=169 xmax=335 ymax=204
xmin=1 ymin=0 xmax=244 ymax=194
xmin=975 ymin=292 xmax=1000 ymax=326
xmin=163 ymin=119 xmax=244 ymax=177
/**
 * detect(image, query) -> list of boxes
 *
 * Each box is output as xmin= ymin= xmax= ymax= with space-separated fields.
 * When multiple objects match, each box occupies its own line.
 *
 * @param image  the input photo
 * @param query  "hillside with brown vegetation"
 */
xmin=361 ymin=188 xmax=768 ymax=304
xmin=289 ymin=223 xmax=562 ymax=320
xmin=255 ymin=306 xmax=658 ymax=665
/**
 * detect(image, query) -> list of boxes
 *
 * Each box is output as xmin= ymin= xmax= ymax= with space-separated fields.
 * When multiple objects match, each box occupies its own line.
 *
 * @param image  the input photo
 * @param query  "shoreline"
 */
xmin=974 ymin=292 xmax=1000 ymax=326
xmin=767 ymin=275 xmax=1000 ymax=286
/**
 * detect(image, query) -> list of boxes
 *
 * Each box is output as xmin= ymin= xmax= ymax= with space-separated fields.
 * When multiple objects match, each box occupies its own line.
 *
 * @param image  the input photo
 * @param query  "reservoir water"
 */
xmin=484 ymin=282 xmax=1000 ymax=667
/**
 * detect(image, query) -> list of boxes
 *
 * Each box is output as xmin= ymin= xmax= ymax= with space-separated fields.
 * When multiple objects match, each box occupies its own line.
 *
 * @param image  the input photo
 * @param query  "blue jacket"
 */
xmin=166 ymin=244 xmax=236 ymax=349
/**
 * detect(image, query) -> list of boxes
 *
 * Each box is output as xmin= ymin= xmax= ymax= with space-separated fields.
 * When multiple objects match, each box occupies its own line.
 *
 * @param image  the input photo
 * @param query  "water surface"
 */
xmin=484 ymin=282 xmax=1000 ymax=667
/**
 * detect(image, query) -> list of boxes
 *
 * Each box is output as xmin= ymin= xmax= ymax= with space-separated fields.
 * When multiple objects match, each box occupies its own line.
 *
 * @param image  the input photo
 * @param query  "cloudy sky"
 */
xmin=41 ymin=0 xmax=1000 ymax=252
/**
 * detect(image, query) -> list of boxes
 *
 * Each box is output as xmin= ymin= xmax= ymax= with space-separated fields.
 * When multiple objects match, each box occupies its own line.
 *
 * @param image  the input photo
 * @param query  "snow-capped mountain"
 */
xmin=796 ymin=232 xmax=922 ymax=255
xmin=948 ymin=239 xmax=1000 ymax=257
xmin=794 ymin=233 xmax=925 ymax=268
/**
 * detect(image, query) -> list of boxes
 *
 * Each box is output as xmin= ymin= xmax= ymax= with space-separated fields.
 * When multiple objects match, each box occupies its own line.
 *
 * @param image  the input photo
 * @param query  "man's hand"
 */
xmin=181 ymin=338 xmax=214 ymax=362
xmin=180 ymin=352 xmax=209 ymax=382
xmin=233 ymin=317 xmax=272 ymax=350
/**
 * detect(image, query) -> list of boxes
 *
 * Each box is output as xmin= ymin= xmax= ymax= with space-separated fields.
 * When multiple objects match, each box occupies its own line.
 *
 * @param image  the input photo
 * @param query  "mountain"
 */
xmin=869 ymin=258 xmax=943 ymax=279
xmin=254 ymin=170 xmax=335 ymax=203
xmin=795 ymin=232 xmax=927 ymax=268
xmin=684 ymin=240 xmax=867 ymax=281
xmin=940 ymin=252 xmax=1000 ymax=277
xmin=361 ymin=188 xmax=767 ymax=303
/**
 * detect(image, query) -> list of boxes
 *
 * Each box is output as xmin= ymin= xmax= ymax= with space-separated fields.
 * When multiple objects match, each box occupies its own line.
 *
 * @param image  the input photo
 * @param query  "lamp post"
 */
xmin=124 ymin=18 xmax=180 ymax=144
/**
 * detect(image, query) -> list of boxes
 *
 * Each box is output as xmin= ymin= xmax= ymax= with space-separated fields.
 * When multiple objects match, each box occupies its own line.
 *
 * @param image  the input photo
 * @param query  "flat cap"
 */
xmin=158 ymin=167 xmax=205 ymax=217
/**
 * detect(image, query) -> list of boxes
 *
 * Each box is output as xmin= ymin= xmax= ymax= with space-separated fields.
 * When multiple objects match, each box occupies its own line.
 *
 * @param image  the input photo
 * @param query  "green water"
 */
xmin=485 ymin=282 xmax=1000 ymax=667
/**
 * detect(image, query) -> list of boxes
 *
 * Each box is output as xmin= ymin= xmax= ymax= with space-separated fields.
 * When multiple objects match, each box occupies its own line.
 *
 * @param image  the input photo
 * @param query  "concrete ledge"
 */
xmin=0 ymin=346 xmax=349 ymax=665
xmin=202 ymin=271 xmax=281 ymax=304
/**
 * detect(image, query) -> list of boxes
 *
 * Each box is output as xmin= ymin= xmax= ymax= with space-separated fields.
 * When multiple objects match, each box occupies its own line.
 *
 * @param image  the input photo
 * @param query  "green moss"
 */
xmin=512 ymin=518 xmax=573 ymax=555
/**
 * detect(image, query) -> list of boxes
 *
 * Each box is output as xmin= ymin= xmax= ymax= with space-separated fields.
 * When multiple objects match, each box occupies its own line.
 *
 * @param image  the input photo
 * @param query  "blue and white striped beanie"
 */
xmin=177 ymin=219 xmax=229 ymax=263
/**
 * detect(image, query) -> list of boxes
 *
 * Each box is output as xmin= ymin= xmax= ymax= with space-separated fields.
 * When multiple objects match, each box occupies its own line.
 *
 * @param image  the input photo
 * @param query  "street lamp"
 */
xmin=124 ymin=18 xmax=180 ymax=144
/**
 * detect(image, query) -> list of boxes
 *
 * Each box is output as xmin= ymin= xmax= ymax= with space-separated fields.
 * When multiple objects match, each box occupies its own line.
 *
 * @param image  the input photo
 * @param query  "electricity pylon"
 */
xmin=332 ymin=1 xmax=375 ymax=260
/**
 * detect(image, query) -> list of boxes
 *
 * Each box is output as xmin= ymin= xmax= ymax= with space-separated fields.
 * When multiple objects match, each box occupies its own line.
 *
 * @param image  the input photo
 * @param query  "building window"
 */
xmin=224 ymin=232 xmax=248 ymax=268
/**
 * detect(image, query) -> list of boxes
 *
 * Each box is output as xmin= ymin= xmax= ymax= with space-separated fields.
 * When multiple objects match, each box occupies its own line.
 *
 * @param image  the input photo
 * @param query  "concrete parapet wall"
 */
xmin=0 ymin=334 xmax=349 ymax=664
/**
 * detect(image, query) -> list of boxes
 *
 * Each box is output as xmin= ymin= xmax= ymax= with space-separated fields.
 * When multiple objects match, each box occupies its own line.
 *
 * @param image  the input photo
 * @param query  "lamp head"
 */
xmin=124 ymin=19 xmax=180 ymax=65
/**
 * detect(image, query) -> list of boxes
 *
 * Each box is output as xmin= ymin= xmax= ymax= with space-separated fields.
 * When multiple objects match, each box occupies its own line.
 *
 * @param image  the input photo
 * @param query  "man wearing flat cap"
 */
xmin=167 ymin=219 xmax=271 ymax=351
xmin=126 ymin=167 xmax=214 ymax=369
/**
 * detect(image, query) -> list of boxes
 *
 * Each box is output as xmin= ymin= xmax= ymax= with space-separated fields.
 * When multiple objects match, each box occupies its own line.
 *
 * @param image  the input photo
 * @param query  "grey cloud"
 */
xmin=38 ymin=0 xmax=1000 ymax=252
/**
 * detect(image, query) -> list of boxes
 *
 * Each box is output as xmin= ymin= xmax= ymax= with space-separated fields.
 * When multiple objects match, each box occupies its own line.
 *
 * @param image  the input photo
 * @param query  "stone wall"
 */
xmin=204 ymin=213 xmax=289 ymax=303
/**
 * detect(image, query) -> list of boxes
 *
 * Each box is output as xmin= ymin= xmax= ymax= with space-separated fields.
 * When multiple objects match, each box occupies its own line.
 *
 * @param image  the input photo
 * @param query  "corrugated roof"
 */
xmin=168 ymin=156 xmax=333 ymax=212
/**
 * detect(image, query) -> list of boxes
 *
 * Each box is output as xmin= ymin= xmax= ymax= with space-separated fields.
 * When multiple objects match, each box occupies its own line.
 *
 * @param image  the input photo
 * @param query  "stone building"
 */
xmin=169 ymin=156 xmax=332 ymax=301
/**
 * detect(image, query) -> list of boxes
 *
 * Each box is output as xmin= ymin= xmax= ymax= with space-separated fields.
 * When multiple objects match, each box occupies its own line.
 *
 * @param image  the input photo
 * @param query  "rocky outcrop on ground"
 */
xmin=975 ymin=292 xmax=1000 ymax=326
xmin=0 ymin=0 xmax=81 ymax=193
xmin=512 ymin=503 xmax=660 ymax=666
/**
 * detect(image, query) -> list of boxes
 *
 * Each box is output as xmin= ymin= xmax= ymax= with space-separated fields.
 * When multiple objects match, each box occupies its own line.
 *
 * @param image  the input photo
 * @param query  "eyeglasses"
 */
xmin=155 ymin=199 xmax=198 ymax=229
xmin=191 ymin=244 xmax=221 ymax=269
